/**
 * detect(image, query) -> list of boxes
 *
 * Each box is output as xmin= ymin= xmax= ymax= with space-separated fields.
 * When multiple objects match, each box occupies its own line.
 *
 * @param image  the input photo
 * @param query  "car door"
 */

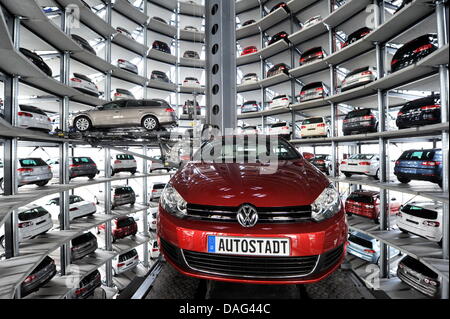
xmin=120 ymin=100 xmax=145 ymax=125
xmin=90 ymin=101 xmax=126 ymax=127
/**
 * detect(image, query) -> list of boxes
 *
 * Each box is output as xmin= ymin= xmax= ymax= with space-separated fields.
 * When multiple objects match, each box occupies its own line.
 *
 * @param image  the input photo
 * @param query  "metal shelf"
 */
xmin=112 ymin=33 xmax=149 ymax=56
xmin=259 ymin=73 xmax=291 ymax=89
xmin=238 ymin=106 xmax=291 ymax=120
xmin=236 ymin=0 xmax=268 ymax=15
xmin=147 ymin=79 xmax=178 ymax=92
xmin=288 ymin=22 xmax=329 ymax=46
xmin=237 ymin=81 xmax=261 ymax=93
xmin=147 ymin=48 xmax=177 ymax=65
xmin=150 ymin=0 xmax=177 ymax=11
xmin=258 ymin=7 xmax=289 ymax=32
xmin=325 ymin=38 xmax=374 ymax=66
xmin=179 ymin=57 xmax=205 ymax=68
xmin=71 ymin=51 xmax=118 ymax=73
xmin=148 ymin=17 xmax=177 ymax=38
xmin=112 ymin=68 xmax=147 ymax=86
xmin=286 ymin=0 xmax=319 ymax=13
xmin=179 ymin=29 xmax=205 ymax=42
xmin=347 ymin=215 xmax=448 ymax=281
xmin=289 ymin=59 xmax=329 ymax=78
xmin=179 ymin=1 xmax=205 ymax=17
xmin=112 ymin=0 xmax=149 ymax=26
xmin=179 ymin=86 xmax=205 ymax=94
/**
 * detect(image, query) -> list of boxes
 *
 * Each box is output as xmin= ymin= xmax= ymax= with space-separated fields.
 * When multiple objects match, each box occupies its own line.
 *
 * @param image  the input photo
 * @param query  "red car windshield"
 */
xmin=194 ymin=136 xmax=300 ymax=163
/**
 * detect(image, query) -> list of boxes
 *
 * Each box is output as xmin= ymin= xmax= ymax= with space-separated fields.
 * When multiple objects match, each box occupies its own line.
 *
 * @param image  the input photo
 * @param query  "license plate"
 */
xmin=207 ymin=236 xmax=290 ymax=256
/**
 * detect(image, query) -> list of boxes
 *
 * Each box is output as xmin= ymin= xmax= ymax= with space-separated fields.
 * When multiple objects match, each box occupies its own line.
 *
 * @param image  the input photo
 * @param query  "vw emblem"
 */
xmin=237 ymin=204 xmax=258 ymax=228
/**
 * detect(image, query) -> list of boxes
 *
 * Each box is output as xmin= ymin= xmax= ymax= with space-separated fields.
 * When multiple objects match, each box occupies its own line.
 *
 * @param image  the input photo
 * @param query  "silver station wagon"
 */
xmin=70 ymin=99 xmax=177 ymax=132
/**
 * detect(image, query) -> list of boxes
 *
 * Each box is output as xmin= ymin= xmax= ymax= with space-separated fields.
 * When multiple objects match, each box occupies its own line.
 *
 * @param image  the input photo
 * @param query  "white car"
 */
xmin=112 ymin=154 xmax=137 ymax=176
xmin=340 ymin=154 xmax=380 ymax=179
xmin=112 ymin=88 xmax=135 ymax=100
xmin=17 ymin=105 xmax=52 ymax=132
xmin=184 ymin=26 xmax=199 ymax=32
xmin=149 ymin=156 xmax=171 ymax=172
xmin=300 ymin=117 xmax=329 ymax=138
xmin=238 ymin=126 xmax=259 ymax=135
xmin=0 ymin=205 xmax=53 ymax=246
xmin=116 ymin=27 xmax=133 ymax=39
xmin=117 ymin=58 xmax=138 ymax=74
xmin=397 ymin=201 xmax=442 ymax=244
xmin=269 ymin=95 xmax=290 ymax=109
xmin=341 ymin=66 xmax=377 ymax=92
xmin=69 ymin=73 xmax=99 ymax=97
xmin=149 ymin=239 xmax=160 ymax=259
xmin=303 ymin=15 xmax=322 ymax=28
xmin=241 ymin=73 xmax=258 ymax=85
xmin=150 ymin=182 xmax=166 ymax=201
xmin=183 ymin=77 xmax=201 ymax=88
xmin=112 ymin=248 xmax=139 ymax=276
xmin=148 ymin=207 xmax=158 ymax=230
xmin=268 ymin=122 xmax=294 ymax=138
xmin=45 ymin=195 xmax=96 ymax=221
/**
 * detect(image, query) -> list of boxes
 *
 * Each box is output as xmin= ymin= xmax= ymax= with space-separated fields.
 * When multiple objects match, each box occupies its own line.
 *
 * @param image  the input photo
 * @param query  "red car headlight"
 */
xmin=160 ymin=183 xmax=187 ymax=218
xmin=311 ymin=184 xmax=341 ymax=222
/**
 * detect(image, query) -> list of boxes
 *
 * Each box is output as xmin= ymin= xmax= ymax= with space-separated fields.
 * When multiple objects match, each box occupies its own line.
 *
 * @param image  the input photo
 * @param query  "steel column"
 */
xmin=142 ymin=145 xmax=149 ymax=268
xmin=105 ymin=0 xmax=113 ymax=102
xmin=104 ymin=147 xmax=113 ymax=287
xmin=143 ymin=0 xmax=149 ymax=99
xmin=205 ymin=0 xmax=237 ymax=132
xmin=436 ymin=0 xmax=449 ymax=299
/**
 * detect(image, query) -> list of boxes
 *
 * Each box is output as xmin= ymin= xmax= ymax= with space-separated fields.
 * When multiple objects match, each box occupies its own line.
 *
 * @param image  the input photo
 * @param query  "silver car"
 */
xmin=117 ymin=58 xmax=138 ymax=74
xmin=70 ymin=99 xmax=177 ymax=132
xmin=17 ymin=158 xmax=53 ymax=187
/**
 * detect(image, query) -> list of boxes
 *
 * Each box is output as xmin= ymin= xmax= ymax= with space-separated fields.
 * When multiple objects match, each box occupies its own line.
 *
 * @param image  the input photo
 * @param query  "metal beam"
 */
xmin=205 ymin=0 xmax=237 ymax=132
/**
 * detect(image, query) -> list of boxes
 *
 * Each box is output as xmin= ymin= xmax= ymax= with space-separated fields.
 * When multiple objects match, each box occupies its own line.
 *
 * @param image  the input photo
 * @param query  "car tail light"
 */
xmin=70 ymin=78 xmax=82 ymax=82
xmin=398 ymin=112 xmax=404 ymax=116
xmin=395 ymin=160 xmax=400 ymax=165
xmin=152 ymin=248 xmax=159 ymax=252
xmin=413 ymin=44 xmax=433 ymax=53
xmin=317 ymin=123 xmax=325 ymax=127
xmin=118 ymin=263 xmax=125 ymax=267
xmin=315 ymin=51 xmax=323 ymax=57
xmin=300 ymin=91 xmax=306 ymax=95
xmin=420 ymin=104 xmax=440 ymax=110
xmin=364 ymin=249 xmax=376 ymax=254
xmin=359 ymin=162 xmax=371 ymax=166
xmin=165 ymin=108 xmax=175 ymax=112
xmin=301 ymin=125 xmax=306 ymax=129
xmin=341 ymin=161 xmax=347 ymax=165
xmin=18 ymin=111 xmax=33 ymax=117
xmin=361 ymin=71 xmax=372 ymax=76
xmin=391 ymin=59 xmax=399 ymax=65
xmin=423 ymin=220 xmax=440 ymax=227
xmin=17 ymin=168 xmax=33 ymax=173
xmin=421 ymin=161 xmax=439 ymax=166
xmin=361 ymin=31 xmax=370 ymax=37
xmin=280 ymin=33 xmax=287 ymax=37
xmin=343 ymin=119 xmax=349 ymax=123
xmin=118 ymin=59 xmax=126 ymax=63
xmin=196 ymin=81 xmax=200 ymax=84
xmin=316 ymin=160 xmax=325 ymax=164
xmin=363 ymin=115 xmax=375 ymax=120
xmin=69 ymin=207 xmax=79 ymax=211
xmin=70 ymin=164 xmax=81 ymax=168
xmin=18 ymin=221 xmax=33 ymax=228
xmin=114 ymin=93 xmax=122 ymax=97
xmin=282 ymin=98 xmax=289 ymax=101
xmin=152 ymin=189 xmax=157 ymax=192
xmin=315 ymin=87 xmax=323 ymax=91
xmin=75 ymin=287 xmax=86 ymax=295
xmin=423 ymin=277 xmax=439 ymax=286
xmin=114 ymin=160 xmax=121 ymax=164
xmin=24 ymin=274 xmax=36 ymax=283
xmin=300 ymin=57 xmax=306 ymax=63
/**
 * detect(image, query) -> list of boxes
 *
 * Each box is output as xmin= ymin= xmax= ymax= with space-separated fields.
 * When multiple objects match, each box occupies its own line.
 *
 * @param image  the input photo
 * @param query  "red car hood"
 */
xmin=170 ymin=160 xmax=329 ymax=207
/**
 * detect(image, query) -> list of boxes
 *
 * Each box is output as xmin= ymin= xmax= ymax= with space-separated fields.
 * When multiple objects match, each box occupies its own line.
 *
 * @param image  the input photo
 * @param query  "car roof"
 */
xmin=18 ymin=204 xmax=44 ymax=213
xmin=350 ymin=231 xmax=376 ymax=242
xmin=352 ymin=190 xmax=379 ymax=197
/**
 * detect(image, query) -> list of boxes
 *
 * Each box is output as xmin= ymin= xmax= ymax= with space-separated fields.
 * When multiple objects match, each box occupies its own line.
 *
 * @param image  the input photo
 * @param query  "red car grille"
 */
xmin=186 ymin=204 xmax=312 ymax=223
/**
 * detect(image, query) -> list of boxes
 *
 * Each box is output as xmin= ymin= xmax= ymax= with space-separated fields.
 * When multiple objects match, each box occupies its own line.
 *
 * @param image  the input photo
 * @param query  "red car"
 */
xmin=98 ymin=216 xmax=138 ymax=242
xmin=157 ymin=135 xmax=348 ymax=284
xmin=345 ymin=191 xmax=400 ymax=223
xmin=241 ymin=46 xmax=258 ymax=56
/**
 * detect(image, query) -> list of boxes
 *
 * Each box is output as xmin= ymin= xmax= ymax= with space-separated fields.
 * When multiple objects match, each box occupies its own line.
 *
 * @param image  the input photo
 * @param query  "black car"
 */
xmin=21 ymin=256 xmax=56 ymax=297
xmin=397 ymin=94 xmax=441 ymax=129
xmin=182 ymin=100 xmax=201 ymax=115
xmin=242 ymin=19 xmax=256 ymax=27
xmin=267 ymin=63 xmax=290 ymax=77
xmin=397 ymin=256 xmax=440 ymax=298
xmin=71 ymin=232 xmax=98 ymax=261
xmin=152 ymin=40 xmax=171 ymax=54
xmin=342 ymin=27 xmax=372 ymax=48
xmin=71 ymin=34 xmax=96 ymax=55
xmin=309 ymin=154 xmax=332 ymax=175
xmin=151 ymin=70 xmax=170 ymax=83
xmin=395 ymin=0 xmax=413 ymax=14
xmin=183 ymin=50 xmax=200 ymax=59
xmin=73 ymin=270 xmax=102 ymax=299
xmin=270 ymin=2 xmax=290 ymax=13
xmin=299 ymin=47 xmax=326 ymax=65
xmin=268 ymin=31 xmax=289 ymax=45
xmin=153 ymin=16 xmax=167 ymax=24
xmin=342 ymin=108 xmax=378 ymax=136
xmin=299 ymin=82 xmax=330 ymax=102
xmin=19 ymin=48 xmax=52 ymax=77
xmin=390 ymin=34 xmax=438 ymax=73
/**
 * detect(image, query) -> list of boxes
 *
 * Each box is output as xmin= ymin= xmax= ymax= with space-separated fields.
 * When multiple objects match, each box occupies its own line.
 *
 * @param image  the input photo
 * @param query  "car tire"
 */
xmin=399 ymin=227 xmax=409 ymax=234
xmin=131 ymin=169 xmax=136 ymax=175
xmin=344 ymin=172 xmax=352 ymax=178
xmin=438 ymin=239 xmax=442 ymax=247
xmin=74 ymin=116 xmax=92 ymax=132
xmin=142 ymin=115 xmax=159 ymax=131
xmin=374 ymin=169 xmax=380 ymax=180
xmin=438 ymin=180 xmax=443 ymax=188
xmin=0 ymin=178 xmax=3 ymax=191
xmin=346 ymin=212 xmax=353 ymax=217
xmin=374 ymin=217 xmax=380 ymax=224
xmin=130 ymin=202 xmax=135 ymax=207
xmin=88 ymin=174 xmax=96 ymax=180
xmin=111 ymin=169 xmax=115 ymax=177
xmin=36 ymin=180 xmax=49 ymax=187
xmin=112 ymin=236 xmax=116 ymax=243
xmin=0 ymin=235 xmax=4 ymax=248
xmin=397 ymin=176 xmax=411 ymax=184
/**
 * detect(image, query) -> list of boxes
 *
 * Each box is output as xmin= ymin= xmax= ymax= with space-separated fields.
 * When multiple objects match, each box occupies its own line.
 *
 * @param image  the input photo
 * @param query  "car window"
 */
xmin=348 ymin=193 xmax=374 ymax=203
xmin=271 ymin=122 xmax=288 ymax=128
xmin=126 ymin=100 xmax=144 ymax=108
xmin=72 ymin=232 xmax=95 ymax=246
xmin=302 ymin=117 xmax=323 ymax=124
xmin=348 ymin=234 xmax=373 ymax=248
xmin=102 ymin=101 xmax=125 ymax=110
xmin=116 ymin=154 xmax=135 ymax=160
xmin=73 ymin=157 xmax=93 ymax=164
xmin=19 ymin=158 xmax=47 ymax=167
xmin=117 ymin=217 xmax=135 ymax=228
xmin=400 ymin=150 xmax=435 ymax=161
xmin=48 ymin=198 xmax=60 ymax=206
xmin=70 ymin=195 xmax=83 ymax=204
xmin=153 ymin=184 xmax=166 ymax=190
xmin=114 ymin=186 xmax=134 ymax=194
xmin=347 ymin=109 xmax=372 ymax=118
xmin=18 ymin=206 xmax=48 ymax=221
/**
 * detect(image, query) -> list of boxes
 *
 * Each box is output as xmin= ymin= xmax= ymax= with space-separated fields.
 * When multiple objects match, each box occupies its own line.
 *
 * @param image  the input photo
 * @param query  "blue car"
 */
xmin=394 ymin=149 xmax=443 ymax=187
xmin=347 ymin=231 xmax=400 ymax=264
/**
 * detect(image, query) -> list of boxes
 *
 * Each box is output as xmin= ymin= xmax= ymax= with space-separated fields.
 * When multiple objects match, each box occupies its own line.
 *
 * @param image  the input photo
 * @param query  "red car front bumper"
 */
xmin=157 ymin=206 xmax=348 ymax=284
